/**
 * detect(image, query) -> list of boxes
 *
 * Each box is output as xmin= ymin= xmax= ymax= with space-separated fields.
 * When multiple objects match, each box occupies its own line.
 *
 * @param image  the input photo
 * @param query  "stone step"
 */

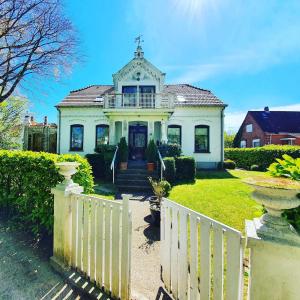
xmin=116 ymin=178 xmax=150 ymax=185
xmin=116 ymin=173 xmax=158 ymax=180
xmin=118 ymin=168 xmax=158 ymax=175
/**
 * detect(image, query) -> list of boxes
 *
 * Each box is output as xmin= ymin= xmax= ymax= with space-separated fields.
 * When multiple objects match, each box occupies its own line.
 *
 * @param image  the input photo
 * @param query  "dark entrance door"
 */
xmin=129 ymin=124 xmax=147 ymax=160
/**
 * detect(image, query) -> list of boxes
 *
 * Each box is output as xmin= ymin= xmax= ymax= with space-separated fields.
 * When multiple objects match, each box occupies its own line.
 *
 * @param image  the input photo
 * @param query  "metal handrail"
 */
xmin=157 ymin=149 xmax=166 ymax=181
xmin=110 ymin=146 xmax=118 ymax=184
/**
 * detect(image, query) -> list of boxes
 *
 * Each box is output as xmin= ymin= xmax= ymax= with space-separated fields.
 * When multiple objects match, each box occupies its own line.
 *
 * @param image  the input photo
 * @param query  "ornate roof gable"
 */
xmin=112 ymin=46 xmax=165 ymax=90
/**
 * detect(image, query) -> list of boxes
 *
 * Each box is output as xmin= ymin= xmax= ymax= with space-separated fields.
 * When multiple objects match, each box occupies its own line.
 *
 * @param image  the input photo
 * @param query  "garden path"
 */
xmin=0 ymin=218 xmax=80 ymax=300
xmin=116 ymin=194 xmax=172 ymax=300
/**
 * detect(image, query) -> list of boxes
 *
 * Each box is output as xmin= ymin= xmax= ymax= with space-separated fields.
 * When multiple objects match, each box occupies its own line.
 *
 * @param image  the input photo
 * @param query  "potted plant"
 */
xmin=243 ymin=175 xmax=300 ymax=243
xmin=145 ymin=139 xmax=157 ymax=172
xmin=118 ymin=137 xmax=128 ymax=170
xmin=148 ymin=177 xmax=171 ymax=226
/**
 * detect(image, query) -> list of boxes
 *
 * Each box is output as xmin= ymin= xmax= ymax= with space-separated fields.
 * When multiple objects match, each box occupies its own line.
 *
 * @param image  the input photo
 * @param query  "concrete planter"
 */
xmin=244 ymin=177 xmax=300 ymax=244
xmin=56 ymin=162 xmax=80 ymax=186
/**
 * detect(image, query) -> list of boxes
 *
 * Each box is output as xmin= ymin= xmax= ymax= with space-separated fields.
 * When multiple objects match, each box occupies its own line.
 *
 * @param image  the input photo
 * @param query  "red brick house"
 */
xmin=234 ymin=107 xmax=300 ymax=148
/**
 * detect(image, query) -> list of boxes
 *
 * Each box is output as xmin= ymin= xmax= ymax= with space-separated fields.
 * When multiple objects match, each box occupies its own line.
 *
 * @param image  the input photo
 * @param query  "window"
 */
xmin=252 ymin=139 xmax=260 ymax=147
xmin=95 ymin=124 xmax=109 ymax=147
xmin=195 ymin=125 xmax=209 ymax=153
xmin=240 ymin=140 xmax=246 ymax=148
xmin=246 ymin=124 xmax=253 ymax=133
xmin=167 ymin=125 xmax=181 ymax=145
xmin=70 ymin=124 xmax=83 ymax=151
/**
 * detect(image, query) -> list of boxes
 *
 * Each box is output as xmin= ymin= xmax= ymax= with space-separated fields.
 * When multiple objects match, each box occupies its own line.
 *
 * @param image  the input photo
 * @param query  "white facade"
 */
xmin=57 ymin=46 xmax=226 ymax=169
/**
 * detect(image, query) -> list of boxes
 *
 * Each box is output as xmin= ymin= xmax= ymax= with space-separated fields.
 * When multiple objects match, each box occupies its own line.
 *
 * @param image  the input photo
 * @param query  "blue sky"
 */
xmin=25 ymin=0 xmax=300 ymax=131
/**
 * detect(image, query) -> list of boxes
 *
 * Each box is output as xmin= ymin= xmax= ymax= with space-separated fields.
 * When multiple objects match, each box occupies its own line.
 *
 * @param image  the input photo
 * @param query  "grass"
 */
xmin=91 ymin=179 xmax=117 ymax=200
xmin=168 ymin=169 xmax=264 ymax=232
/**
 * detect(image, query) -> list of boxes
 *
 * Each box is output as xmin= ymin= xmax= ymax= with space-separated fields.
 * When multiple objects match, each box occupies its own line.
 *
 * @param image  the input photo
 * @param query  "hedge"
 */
xmin=163 ymin=157 xmax=176 ymax=183
xmin=225 ymin=145 xmax=300 ymax=170
xmin=175 ymin=156 xmax=196 ymax=181
xmin=0 ymin=150 xmax=94 ymax=236
xmin=86 ymin=153 xmax=113 ymax=180
xmin=158 ymin=143 xmax=181 ymax=158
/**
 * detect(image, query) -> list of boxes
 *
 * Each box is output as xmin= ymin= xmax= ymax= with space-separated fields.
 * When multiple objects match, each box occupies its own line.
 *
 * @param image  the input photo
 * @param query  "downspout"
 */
xmin=220 ymin=106 xmax=225 ymax=168
xmin=57 ymin=107 xmax=61 ymax=154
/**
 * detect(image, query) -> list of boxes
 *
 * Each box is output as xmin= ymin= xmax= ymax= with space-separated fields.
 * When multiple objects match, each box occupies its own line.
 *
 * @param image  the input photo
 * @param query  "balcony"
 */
xmin=103 ymin=93 xmax=175 ymax=109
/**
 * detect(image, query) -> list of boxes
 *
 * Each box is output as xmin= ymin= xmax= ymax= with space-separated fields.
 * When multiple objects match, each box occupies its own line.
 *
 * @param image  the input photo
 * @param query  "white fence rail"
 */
xmin=161 ymin=198 xmax=245 ymax=300
xmin=65 ymin=193 xmax=132 ymax=299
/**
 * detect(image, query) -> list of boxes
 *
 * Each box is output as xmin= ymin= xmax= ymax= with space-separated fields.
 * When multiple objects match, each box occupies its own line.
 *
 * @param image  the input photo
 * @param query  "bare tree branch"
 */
xmin=0 ymin=0 xmax=78 ymax=102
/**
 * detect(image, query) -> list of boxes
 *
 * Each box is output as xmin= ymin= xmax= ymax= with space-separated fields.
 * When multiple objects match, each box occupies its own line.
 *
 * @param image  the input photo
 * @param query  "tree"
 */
xmin=224 ymin=131 xmax=235 ymax=148
xmin=0 ymin=0 xmax=77 ymax=103
xmin=0 ymin=96 xmax=27 ymax=149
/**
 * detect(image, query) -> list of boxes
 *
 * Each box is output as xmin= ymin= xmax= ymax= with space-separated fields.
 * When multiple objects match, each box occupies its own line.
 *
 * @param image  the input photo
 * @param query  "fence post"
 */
xmin=50 ymin=162 xmax=83 ymax=270
xmin=246 ymin=218 xmax=300 ymax=300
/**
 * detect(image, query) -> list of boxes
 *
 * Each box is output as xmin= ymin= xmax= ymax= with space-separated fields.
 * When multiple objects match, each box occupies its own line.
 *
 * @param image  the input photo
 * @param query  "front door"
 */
xmin=129 ymin=125 xmax=147 ymax=160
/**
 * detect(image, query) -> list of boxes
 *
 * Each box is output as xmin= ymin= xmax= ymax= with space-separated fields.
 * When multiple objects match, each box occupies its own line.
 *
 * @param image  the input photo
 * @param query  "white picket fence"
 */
xmin=65 ymin=193 xmax=132 ymax=299
xmin=160 ymin=198 xmax=245 ymax=300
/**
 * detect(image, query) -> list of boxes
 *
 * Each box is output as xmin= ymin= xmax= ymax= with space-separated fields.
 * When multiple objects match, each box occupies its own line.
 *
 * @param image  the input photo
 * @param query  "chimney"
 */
xmin=30 ymin=116 xmax=34 ymax=122
xmin=44 ymin=116 xmax=48 ymax=126
xmin=264 ymin=106 xmax=269 ymax=112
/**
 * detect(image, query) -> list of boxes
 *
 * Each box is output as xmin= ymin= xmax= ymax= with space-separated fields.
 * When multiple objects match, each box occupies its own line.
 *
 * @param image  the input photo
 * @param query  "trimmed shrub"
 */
xmin=175 ymin=156 xmax=196 ymax=181
xmin=223 ymin=159 xmax=236 ymax=170
xmin=118 ymin=137 xmax=128 ymax=162
xmin=86 ymin=144 xmax=116 ymax=180
xmin=225 ymin=145 xmax=300 ymax=171
xmin=146 ymin=139 xmax=157 ymax=163
xmin=163 ymin=157 xmax=176 ymax=183
xmin=250 ymin=164 xmax=260 ymax=171
xmin=0 ymin=150 xmax=94 ymax=236
xmin=158 ymin=143 xmax=181 ymax=158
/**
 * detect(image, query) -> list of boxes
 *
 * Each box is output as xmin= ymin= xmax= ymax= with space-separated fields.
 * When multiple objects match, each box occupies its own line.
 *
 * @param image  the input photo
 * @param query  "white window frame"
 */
xmin=252 ymin=138 xmax=260 ymax=147
xmin=246 ymin=124 xmax=253 ymax=133
xmin=240 ymin=140 xmax=246 ymax=148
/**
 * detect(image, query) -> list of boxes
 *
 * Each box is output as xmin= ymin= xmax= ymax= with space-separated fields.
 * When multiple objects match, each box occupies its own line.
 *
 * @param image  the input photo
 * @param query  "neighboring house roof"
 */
xmin=248 ymin=111 xmax=300 ymax=134
xmin=56 ymin=84 xmax=225 ymax=108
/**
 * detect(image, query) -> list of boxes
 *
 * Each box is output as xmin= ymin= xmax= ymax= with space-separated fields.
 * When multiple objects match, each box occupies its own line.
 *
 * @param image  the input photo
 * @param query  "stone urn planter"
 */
xmin=243 ymin=176 xmax=300 ymax=244
xmin=56 ymin=162 xmax=80 ymax=186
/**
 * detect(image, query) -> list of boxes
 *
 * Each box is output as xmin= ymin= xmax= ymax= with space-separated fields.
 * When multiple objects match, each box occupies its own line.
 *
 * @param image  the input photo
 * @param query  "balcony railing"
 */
xmin=103 ymin=93 xmax=175 ymax=109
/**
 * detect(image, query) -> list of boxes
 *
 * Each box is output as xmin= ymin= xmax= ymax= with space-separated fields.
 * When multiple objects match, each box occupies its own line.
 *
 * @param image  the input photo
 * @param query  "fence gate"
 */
xmin=160 ymin=198 xmax=246 ymax=300
xmin=54 ymin=192 xmax=132 ymax=300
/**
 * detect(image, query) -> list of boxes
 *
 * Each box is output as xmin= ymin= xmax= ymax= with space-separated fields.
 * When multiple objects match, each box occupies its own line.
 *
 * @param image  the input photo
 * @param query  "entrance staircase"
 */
xmin=116 ymin=160 xmax=159 ymax=192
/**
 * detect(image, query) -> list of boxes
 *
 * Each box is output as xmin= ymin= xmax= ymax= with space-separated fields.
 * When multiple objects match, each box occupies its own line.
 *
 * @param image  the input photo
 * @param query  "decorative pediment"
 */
xmin=112 ymin=47 xmax=165 ymax=90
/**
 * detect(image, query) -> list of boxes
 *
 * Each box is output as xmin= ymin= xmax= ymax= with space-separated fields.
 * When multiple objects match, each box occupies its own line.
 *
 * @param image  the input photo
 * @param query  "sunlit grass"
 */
xmin=168 ymin=169 xmax=264 ymax=232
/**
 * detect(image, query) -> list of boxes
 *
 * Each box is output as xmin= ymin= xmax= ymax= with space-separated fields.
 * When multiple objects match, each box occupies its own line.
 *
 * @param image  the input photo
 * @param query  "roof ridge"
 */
xmin=70 ymin=84 xmax=113 ymax=93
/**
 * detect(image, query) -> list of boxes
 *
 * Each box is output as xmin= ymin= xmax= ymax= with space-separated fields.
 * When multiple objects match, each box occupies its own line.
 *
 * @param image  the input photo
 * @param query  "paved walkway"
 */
xmin=123 ymin=195 xmax=171 ymax=300
xmin=0 ymin=219 xmax=80 ymax=300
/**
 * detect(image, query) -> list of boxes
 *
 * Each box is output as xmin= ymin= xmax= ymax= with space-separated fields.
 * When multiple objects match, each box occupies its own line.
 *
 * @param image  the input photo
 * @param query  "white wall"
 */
xmin=169 ymin=106 xmax=223 ymax=168
xmin=59 ymin=107 xmax=109 ymax=156
xmin=58 ymin=106 xmax=224 ymax=168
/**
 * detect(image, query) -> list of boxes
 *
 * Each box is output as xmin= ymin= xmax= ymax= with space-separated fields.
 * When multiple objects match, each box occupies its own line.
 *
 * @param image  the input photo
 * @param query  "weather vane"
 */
xmin=135 ymin=35 xmax=144 ymax=47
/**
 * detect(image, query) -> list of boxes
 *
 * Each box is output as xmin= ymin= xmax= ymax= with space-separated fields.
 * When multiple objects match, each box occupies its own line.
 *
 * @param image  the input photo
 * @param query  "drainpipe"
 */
xmin=57 ymin=107 xmax=61 ymax=154
xmin=220 ymin=107 xmax=225 ymax=168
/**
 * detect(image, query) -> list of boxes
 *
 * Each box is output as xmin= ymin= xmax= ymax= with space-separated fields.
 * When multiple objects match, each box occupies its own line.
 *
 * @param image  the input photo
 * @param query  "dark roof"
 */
xmin=249 ymin=111 xmax=300 ymax=133
xmin=56 ymin=84 xmax=225 ymax=107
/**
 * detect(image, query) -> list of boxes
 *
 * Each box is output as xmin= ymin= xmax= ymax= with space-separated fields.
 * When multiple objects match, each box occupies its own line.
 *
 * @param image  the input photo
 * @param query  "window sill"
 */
xmin=69 ymin=149 xmax=84 ymax=152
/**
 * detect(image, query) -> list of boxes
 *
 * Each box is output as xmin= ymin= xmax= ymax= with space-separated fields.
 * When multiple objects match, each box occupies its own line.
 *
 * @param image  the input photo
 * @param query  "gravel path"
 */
xmin=125 ymin=196 xmax=172 ymax=300
xmin=0 ymin=219 xmax=80 ymax=300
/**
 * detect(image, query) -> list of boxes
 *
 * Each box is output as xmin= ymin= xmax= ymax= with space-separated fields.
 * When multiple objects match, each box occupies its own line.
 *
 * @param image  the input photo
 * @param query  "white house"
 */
xmin=56 ymin=45 xmax=227 ymax=169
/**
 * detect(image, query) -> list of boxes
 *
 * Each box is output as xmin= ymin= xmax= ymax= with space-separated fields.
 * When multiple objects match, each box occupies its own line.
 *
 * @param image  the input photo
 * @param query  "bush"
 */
xmin=223 ymin=159 xmax=236 ymax=169
xmin=267 ymin=154 xmax=300 ymax=231
xmin=146 ymin=139 xmax=157 ymax=163
xmin=148 ymin=177 xmax=171 ymax=199
xmin=95 ymin=144 xmax=116 ymax=154
xmin=225 ymin=145 xmax=300 ymax=171
xmin=118 ymin=137 xmax=128 ymax=162
xmin=86 ymin=152 xmax=115 ymax=180
xmin=158 ymin=143 xmax=181 ymax=158
xmin=175 ymin=156 xmax=196 ymax=181
xmin=163 ymin=157 xmax=176 ymax=183
xmin=0 ymin=150 xmax=94 ymax=237
xmin=268 ymin=154 xmax=300 ymax=180
xmin=250 ymin=164 xmax=260 ymax=171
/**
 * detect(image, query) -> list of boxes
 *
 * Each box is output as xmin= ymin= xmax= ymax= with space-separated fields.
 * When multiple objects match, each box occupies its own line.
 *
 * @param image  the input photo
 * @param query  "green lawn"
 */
xmin=168 ymin=169 xmax=264 ymax=232
xmin=91 ymin=179 xmax=117 ymax=200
